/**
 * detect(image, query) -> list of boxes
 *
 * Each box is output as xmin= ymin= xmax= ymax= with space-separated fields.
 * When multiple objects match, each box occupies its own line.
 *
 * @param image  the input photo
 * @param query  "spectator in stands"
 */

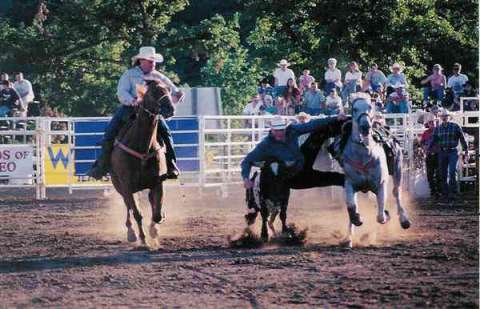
xmin=283 ymin=78 xmax=302 ymax=113
xmin=421 ymin=64 xmax=446 ymax=106
xmin=365 ymin=63 xmax=387 ymax=94
xmin=324 ymin=58 xmax=342 ymax=94
xmin=258 ymin=78 xmax=273 ymax=98
xmin=386 ymin=63 xmax=407 ymax=97
xmin=286 ymin=104 xmax=296 ymax=116
xmin=385 ymin=83 xmax=410 ymax=113
xmin=325 ymin=88 xmax=343 ymax=115
xmin=303 ymin=82 xmax=325 ymax=116
xmin=13 ymin=72 xmax=34 ymax=117
xmin=447 ymin=63 xmax=468 ymax=98
xmin=371 ymin=92 xmax=384 ymax=112
xmin=0 ymin=73 xmax=9 ymax=91
xmin=0 ymin=80 xmax=22 ymax=117
xmin=420 ymin=113 xmax=441 ymax=199
xmin=262 ymin=95 xmax=276 ymax=114
xmin=298 ymin=69 xmax=315 ymax=94
xmin=273 ymin=59 xmax=295 ymax=98
xmin=274 ymin=96 xmax=287 ymax=115
xmin=431 ymin=109 xmax=469 ymax=201
xmin=342 ymin=61 xmax=362 ymax=102
xmin=462 ymin=82 xmax=479 ymax=111
xmin=243 ymin=94 xmax=264 ymax=115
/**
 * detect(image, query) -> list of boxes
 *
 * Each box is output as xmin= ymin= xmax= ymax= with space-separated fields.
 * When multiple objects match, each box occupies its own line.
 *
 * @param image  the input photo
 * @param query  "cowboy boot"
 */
xmin=87 ymin=140 xmax=114 ymax=180
xmin=157 ymin=125 xmax=180 ymax=179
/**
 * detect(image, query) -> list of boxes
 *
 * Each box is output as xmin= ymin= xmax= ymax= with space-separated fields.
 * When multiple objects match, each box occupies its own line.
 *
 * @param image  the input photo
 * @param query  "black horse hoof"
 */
xmin=245 ymin=213 xmax=257 ymax=225
xmin=347 ymin=208 xmax=363 ymax=226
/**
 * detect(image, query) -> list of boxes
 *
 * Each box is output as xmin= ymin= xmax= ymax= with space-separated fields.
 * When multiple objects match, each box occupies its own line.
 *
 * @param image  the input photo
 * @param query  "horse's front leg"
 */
xmin=376 ymin=182 xmax=390 ymax=224
xmin=125 ymin=203 xmax=136 ymax=243
xmin=122 ymin=193 xmax=146 ymax=244
xmin=260 ymin=203 xmax=269 ymax=242
xmin=279 ymin=202 xmax=288 ymax=233
xmin=393 ymin=184 xmax=411 ymax=229
xmin=268 ymin=208 xmax=278 ymax=235
xmin=344 ymin=181 xmax=361 ymax=248
xmin=148 ymin=183 xmax=164 ymax=239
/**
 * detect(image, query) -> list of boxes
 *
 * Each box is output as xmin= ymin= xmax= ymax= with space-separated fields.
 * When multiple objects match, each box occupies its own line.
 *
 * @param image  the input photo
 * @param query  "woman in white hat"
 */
xmin=241 ymin=114 xmax=347 ymax=190
xmin=88 ymin=46 xmax=184 ymax=180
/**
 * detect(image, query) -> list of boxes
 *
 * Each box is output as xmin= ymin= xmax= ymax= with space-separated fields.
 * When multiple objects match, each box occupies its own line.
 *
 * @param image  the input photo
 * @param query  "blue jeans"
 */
xmin=371 ymin=83 xmax=382 ymax=93
xmin=438 ymin=149 xmax=458 ymax=197
xmin=324 ymin=82 xmax=337 ymax=94
xmin=423 ymin=87 xmax=445 ymax=103
xmin=0 ymin=106 xmax=10 ymax=117
xmin=104 ymin=105 xmax=176 ymax=161
xmin=273 ymin=86 xmax=287 ymax=98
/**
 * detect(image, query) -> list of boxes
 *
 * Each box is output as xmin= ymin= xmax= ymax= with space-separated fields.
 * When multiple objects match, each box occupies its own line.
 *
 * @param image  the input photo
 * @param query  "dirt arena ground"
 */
xmin=0 ymin=186 xmax=478 ymax=308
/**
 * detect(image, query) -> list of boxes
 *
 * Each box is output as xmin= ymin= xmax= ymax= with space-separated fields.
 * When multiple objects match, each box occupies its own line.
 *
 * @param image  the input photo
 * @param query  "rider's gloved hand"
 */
xmin=243 ymin=178 xmax=254 ymax=189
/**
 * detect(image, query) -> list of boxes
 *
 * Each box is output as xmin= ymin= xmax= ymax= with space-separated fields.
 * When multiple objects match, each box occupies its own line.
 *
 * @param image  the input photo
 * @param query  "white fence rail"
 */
xmin=0 ymin=106 xmax=477 ymax=199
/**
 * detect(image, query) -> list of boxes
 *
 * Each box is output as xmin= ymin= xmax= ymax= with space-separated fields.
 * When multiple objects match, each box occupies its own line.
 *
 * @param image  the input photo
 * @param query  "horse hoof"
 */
xmin=377 ymin=210 xmax=390 ymax=224
xmin=340 ymin=239 xmax=352 ymax=248
xmin=400 ymin=219 xmax=411 ymax=229
xmin=245 ymin=213 xmax=257 ymax=225
xmin=347 ymin=208 xmax=363 ymax=226
xmin=127 ymin=228 xmax=137 ymax=243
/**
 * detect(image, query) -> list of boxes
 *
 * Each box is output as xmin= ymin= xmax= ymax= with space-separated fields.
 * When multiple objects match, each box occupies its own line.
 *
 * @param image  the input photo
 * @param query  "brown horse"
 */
xmin=110 ymin=80 xmax=175 ymax=245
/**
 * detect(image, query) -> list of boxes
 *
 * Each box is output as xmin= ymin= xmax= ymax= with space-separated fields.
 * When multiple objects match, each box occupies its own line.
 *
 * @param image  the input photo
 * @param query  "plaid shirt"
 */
xmin=431 ymin=121 xmax=468 ymax=151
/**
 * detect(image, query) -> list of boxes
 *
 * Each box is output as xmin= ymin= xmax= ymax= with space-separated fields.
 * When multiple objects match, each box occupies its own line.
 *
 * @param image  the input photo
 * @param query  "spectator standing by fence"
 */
xmin=0 ymin=80 xmax=22 ymax=117
xmin=386 ymin=63 xmax=407 ymax=97
xmin=342 ymin=61 xmax=362 ymax=102
xmin=298 ymin=69 xmax=315 ymax=94
xmin=0 ymin=73 xmax=9 ymax=91
xmin=283 ymin=78 xmax=302 ymax=113
xmin=273 ymin=59 xmax=295 ymax=98
xmin=421 ymin=113 xmax=441 ymax=199
xmin=431 ymin=109 xmax=469 ymax=202
xmin=242 ymin=95 xmax=264 ymax=116
xmin=447 ymin=63 xmax=469 ymax=98
xmin=258 ymin=78 xmax=273 ymax=99
xmin=386 ymin=83 xmax=410 ymax=113
xmin=13 ymin=72 xmax=34 ymax=117
xmin=421 ymin=64 xmax=446 ymax=106
xmin=303 ymin=82 xmax=324 ymax=116
xmin=325 ymin=89 xmax=343 ymax=115
xmin=365 ymin=63 xmax=387 ymax=93
xmin=324 ymin=58 xmax=342 ymax=94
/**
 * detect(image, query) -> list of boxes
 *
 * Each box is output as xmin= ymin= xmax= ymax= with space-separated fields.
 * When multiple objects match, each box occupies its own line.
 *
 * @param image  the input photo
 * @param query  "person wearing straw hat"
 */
xmin=430 ymin=108 xmax=469 ymax=201
xmin=273 ymin=59 xmax=295 ymax=98
xmin=241 ymin=114 xmax=346 ymax=190
xmin=87 ymin=46 xmax=185 ymax=180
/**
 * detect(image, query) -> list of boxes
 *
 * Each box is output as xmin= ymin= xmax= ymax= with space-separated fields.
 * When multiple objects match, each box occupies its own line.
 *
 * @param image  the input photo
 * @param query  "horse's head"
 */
xmin=351 ymin=93 xmax=375 ymax=144
xmin=141 ymin=80 xmax=175 ymax=119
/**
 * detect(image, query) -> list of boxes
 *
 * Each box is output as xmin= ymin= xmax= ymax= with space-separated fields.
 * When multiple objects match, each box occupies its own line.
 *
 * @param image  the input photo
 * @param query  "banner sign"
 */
xmin=0 ymin=145 xmax=34 ymax=178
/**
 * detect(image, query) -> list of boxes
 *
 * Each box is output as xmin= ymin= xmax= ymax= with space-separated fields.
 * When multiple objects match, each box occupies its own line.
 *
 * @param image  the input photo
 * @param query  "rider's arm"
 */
xmin=241 ymin=142 xmax=268 ymax=180
xmin=155 ymin=73 xmax=180 ymax=96
xmin=117 ymin=70 xmax=136 ymax=106
xmin=290 ymin=116 xmax=338 ymax=135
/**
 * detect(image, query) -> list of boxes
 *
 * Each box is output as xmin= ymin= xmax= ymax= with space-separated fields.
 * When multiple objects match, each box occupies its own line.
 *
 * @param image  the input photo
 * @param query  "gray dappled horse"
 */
xmin=245 ymin=161 xmax=291 ymax=241
xmin=110 ymin=80 xmax=175 ymax=245
xmin=341 ymin=94 xmax=411 ymax=247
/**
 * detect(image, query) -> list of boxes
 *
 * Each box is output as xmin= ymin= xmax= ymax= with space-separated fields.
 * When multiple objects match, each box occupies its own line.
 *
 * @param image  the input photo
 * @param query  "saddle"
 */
xmin=329 ymin=120 xmax=400 ymax=175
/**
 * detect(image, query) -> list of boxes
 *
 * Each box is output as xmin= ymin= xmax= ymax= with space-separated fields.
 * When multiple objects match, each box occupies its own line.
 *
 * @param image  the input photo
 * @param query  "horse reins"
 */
xmin=114 ymin=93 xmax=169 ymax=162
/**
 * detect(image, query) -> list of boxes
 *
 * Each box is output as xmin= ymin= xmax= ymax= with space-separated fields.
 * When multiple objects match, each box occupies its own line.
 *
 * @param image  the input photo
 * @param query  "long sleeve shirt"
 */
xmin=117 ymin=66 xmax=179 ymax=106
xmin=431 ymin=121 xmax=468 ymax=151
xmin=240 ymin=117 xmax=338 ymax=179
xmin=0 ymin=88 xmax=22 ymax=109
xmin=13 ymin=79 xmax=34 ymax=103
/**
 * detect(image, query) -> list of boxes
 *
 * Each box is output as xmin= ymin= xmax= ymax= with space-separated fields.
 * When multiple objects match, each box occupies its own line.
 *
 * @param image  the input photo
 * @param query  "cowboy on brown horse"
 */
xmin=87 ymin=46 xmax=184 ymax=180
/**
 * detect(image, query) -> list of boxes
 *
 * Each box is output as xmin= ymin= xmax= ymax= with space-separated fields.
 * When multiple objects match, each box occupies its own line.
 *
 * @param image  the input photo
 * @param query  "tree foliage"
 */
xmin=0 ymin=0 xmax=477 ymax=116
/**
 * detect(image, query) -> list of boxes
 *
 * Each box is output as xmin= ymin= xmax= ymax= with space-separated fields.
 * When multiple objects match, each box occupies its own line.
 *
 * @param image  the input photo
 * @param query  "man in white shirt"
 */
xmin=324 ymin=58 xmax=342 ymax=94
xmin=447 ymin=63 xmax=469 ymax=97
xmin=273 ymin=59 xmax=295 ymax=97
xmin=13 ymin=73 xmax=34 ymax=117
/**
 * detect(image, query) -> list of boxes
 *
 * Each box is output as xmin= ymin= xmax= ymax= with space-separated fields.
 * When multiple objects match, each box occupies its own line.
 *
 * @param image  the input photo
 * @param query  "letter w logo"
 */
xmin=48 ymin=147 xmax=69 ymax=169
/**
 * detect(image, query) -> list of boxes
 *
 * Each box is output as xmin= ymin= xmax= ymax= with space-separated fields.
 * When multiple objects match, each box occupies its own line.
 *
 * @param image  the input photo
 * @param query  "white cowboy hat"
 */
xmin=390 ymin=63 xmax=403 ymax=72
xmin=277 ymin=59 xmax=291 ymax=67
xmin=270 ymin=116 xmax=287 ymax=130
xmin=131 ymin=46 xmax=164 ymax=65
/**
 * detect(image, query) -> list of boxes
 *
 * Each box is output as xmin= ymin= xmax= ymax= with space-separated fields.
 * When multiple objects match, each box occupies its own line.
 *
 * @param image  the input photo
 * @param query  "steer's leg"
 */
xmin=260 ymin=203 xmax=269 ymax=242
